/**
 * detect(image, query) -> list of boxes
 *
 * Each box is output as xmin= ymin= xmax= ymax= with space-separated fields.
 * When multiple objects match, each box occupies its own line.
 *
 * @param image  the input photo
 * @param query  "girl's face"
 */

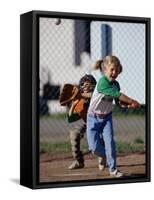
xmin=104 ymin=64 xmax=120 ymax=81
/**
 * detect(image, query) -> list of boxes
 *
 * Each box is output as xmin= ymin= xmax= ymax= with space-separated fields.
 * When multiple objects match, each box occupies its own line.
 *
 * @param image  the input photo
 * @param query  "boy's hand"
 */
xmin=81 ymin=92 xmax=92 ymax=99
xmin=72 ymin=99 xmax=79 ymax=106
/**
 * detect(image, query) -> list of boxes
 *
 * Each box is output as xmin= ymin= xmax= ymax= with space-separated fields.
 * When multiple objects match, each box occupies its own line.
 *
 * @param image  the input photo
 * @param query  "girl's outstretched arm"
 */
xmin=119 ymin=93 xmax=140 ymax=108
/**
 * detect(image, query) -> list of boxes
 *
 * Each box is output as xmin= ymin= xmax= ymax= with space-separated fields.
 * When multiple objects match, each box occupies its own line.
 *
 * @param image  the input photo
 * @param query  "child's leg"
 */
xmin=87 ymin=114 xmax=106 ymax=157
xmin=69 ymin=124 xmax=86 ymax=169
xmin=102 ymin=114 xmax=116 ymax=172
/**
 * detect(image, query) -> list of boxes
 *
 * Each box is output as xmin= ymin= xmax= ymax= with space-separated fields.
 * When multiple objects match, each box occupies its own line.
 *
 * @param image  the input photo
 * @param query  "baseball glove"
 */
xmin=59 ymin=84 xmax=80 ymax=106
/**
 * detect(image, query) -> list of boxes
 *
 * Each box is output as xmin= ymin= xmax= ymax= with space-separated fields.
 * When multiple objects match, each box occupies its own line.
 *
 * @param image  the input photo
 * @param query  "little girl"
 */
xmin=87 ymin=55 xmax=140 ymax=177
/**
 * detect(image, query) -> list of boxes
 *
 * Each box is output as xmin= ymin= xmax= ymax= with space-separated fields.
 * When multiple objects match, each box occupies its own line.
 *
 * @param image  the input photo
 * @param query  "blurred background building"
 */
xmin=39 ymin=18 xmax=145 ymax=115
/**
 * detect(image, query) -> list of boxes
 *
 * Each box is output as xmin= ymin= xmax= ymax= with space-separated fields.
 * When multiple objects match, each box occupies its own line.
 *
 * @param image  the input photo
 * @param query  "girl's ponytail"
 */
xmin=94 ymin=59 xmax=103 ymax=71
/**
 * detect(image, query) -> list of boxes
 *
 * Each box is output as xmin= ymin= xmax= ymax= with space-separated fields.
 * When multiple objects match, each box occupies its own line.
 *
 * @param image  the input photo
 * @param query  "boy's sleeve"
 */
xmin=97 ymin=77 xmax=121 ymax=98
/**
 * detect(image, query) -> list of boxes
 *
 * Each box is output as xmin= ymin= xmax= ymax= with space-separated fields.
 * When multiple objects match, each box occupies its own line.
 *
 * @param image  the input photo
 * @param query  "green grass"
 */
xmin=112 ymin=104 xmax=145 ymax=116
xmin=116 ymin=141 xmax=145 ymax=153
xmin=40 ymin=112 xmax=68 ymax=120
xmin=134 ymin=137 xmax=144 ymax=144
xmin=40 ymin=139 xmax=145 ymax=154
xmin=40 ymin=105 xmax=145 ymax=120
xmin=40 ymin=141 xmax=88 ymax=153
xmin=40 ymin=142 xmax=71 ymax=153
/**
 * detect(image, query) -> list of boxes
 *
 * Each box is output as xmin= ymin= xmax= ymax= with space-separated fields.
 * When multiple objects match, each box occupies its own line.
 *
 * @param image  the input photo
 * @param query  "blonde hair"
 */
xmin=94 ymin=55 xmax=123 ymax=74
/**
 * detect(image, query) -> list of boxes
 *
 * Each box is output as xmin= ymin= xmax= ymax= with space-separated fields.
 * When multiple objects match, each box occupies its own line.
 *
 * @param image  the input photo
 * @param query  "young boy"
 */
xmin=66 ymin=74 xmax=97 ymax=169
xmin=87 ymin=55 xmax=140 ymax=177
xmin=60 ymin=74 xmax=112 ymax=170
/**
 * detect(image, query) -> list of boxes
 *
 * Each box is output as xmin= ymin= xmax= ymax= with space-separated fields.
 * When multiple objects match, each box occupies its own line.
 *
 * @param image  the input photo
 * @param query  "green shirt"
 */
xmin=97 ymin=76 xmax=121 ymax=98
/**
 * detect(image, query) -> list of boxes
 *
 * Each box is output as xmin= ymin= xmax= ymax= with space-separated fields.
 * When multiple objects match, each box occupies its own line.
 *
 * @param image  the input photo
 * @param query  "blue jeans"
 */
xmin=87 ymin=113 xmax=116 ymax=172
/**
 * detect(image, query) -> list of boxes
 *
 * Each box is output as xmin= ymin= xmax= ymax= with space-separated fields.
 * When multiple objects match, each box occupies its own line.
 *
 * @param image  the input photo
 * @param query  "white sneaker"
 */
xmin=68 ymin=161 xmax=84 ymax=170
xmin=98 ymin=157 xmax=106 ymax=171
xmin=110 ymin=169 xmax=123 ymax=178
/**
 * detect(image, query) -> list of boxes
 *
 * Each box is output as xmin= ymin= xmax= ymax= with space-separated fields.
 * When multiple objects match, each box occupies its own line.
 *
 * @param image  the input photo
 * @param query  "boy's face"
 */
xmin=104 ymin=64 xmax=120 ymax=81
xmin=80 ymin=81 xmax=91 ymax=93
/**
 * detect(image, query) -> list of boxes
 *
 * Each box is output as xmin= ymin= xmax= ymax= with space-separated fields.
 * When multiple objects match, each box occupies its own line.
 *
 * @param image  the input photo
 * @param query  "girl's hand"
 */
xmin=119 ymin=100 xmax=141 ymax=109
xmin=119 ymin=101 xmax=129 ymax=108
xmin=128 ymin=100 xmax=141 ymax=109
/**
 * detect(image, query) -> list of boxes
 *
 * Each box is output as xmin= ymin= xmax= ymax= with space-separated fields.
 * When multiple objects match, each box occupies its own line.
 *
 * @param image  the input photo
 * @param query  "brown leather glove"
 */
xmin=59 ymin=84 xmax=80 ymax=106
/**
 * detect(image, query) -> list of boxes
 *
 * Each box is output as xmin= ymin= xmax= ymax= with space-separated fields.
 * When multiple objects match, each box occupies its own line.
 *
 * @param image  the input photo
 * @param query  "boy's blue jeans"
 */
xmin=87 ymin=112 xmax=116 ymax=172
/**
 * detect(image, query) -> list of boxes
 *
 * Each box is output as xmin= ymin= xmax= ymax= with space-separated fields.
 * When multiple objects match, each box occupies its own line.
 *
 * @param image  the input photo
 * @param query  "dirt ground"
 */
xmin=39 ymin=152 xmax=146 ymax=183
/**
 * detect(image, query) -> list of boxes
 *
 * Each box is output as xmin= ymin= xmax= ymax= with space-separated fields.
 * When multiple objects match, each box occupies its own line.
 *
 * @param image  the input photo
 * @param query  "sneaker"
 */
xmin=98 ymin=157 xmax=106 ymax=171
xmin=110 ymin=169 xmax=123 ymax=178
xmin=68 ymin=161 xmax=84 ymax=170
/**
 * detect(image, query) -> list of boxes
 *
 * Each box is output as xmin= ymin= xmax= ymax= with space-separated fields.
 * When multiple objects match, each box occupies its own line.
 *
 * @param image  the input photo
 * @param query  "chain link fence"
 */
xmin=39 ymin=17 xmax=145 ymax=153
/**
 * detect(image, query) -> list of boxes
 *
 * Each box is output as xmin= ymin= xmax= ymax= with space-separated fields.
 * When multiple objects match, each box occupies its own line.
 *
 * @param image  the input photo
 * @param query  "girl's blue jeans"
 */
xmin=87 ymin=112 xmax=116 ymax=172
